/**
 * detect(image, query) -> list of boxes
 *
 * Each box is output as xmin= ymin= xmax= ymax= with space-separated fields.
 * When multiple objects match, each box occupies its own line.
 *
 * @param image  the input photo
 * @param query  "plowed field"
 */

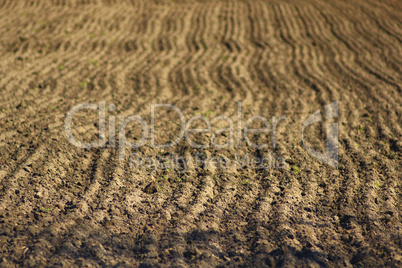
xmin=0 ymin=0 xmax=401 ymax=267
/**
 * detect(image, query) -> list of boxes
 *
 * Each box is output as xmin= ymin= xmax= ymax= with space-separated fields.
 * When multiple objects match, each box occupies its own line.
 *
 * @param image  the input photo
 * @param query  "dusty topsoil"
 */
xmin=0 ymin=0 xmax=401 ymax=267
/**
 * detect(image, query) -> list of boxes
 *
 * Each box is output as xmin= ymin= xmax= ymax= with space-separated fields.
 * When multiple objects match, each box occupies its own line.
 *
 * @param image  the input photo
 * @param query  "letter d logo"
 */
xmin=302 ymin=101 xmax=339 ymax=167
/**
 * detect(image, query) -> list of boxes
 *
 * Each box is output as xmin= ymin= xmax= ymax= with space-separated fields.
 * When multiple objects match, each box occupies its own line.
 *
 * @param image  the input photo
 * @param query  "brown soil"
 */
xmin=0 ymin=0 xmax=401 ymax=267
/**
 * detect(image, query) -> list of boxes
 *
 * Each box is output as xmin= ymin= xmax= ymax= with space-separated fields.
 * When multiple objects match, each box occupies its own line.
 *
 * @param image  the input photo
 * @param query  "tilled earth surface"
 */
xmin=0 ymin=0 xmax=401 ymax=267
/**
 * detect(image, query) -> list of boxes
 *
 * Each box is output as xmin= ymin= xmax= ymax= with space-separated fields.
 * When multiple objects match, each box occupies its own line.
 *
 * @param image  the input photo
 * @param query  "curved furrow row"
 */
xmin=70 ymin=152 xmax=143 ymax=233
xmin=245 ymin=3 xmax=398 ymax=264
xmin=323 ymin=0 xmax=401 ymax=86
xmin=293 ymin=4 xmax=372 ymax=160
xmin=0 ymin=5 xmax=122 ymax=103
xmin=345 ymin=149 xmax=397 ymax=237
xmin=212 ymin=1 xmax=256 ymax=105
xmin=244 ymin=179 xmax=275 ymax=251
xmin=153 ymin=178 xmax=200 ymax=228
xmin=0 ymin=0 xmax=401 ymax=266
xmin=302 ymin=5 xmax=395 ymax=131
xmin=28 ymin=149 xmax=116 ymax=250
xmin=0 ymin=101 xmax=64 ymax=169
xmin=118 ymin=6 xmax=181 ymax=105
xmin=119 ymin=157 xmax=218 ymax=257
xmin=173 ymin=175 xmax=215 ymax=231
xmin=254 ymin=2 xmax=322 ymax=164
xmin=201 ymin=2 xmax=241 ymax=102
xmin=183 ymin=3 xmax=204 ymax=54
xmin=348 ymin=1 xmax=402 ymax=44
xmin=245 ymin=1 xmax=300 ymax=116
xmin=5 ymin=5 xmax=92 ymax=56
xmin=355 ymin=0 xmax=402 ymax=33
xmin=211 ymin=1 xmax=244 ymax=103
xmin=134 ymin=0 xmax=233 ymax=226
xmin=313 ymin=1 xmax=401 ymax=112
xmin=171 ymin=2 xmax=212 ymax=103
xmin=288 ymin=4 xmax=353 ymax=162
xmin=358 ymin=166 xmax=401 ymax=249
xmin=11 ymin=145 xmax=122 ymax=264
xmin=54 ymin=5 xmax=131 ymax=99
xmin=138 ymin=175 xmax=216 ymax=265
xmin=281 ymin=3 xmax=334 ymax=107
xmin=324 ymin=44 xmax=401 ymax=142
xmin=199 ymin=1 xmax=241 ymax=111
xmin=310 ymin=5 xmax=400 ymax=131
xmin=270 ymin=3 xmax=317 ymax=114
xmin=135 ymin=5 xmax=187 ymax=102
xmin=363 ymin=0 xmax=401 ymax=13
xmin=208 ymin=177 xmax=261 ymax=256
xmin=245 ymin=0 xmax=272 ymax=50
xmin=334 ymin=152 xmax=377 ymax=252
xmin=0 ymin=145 xmax=48 ymax=212
xmin=260 ymin=175 xmax=310 ymax=265
xmin=227 ymin=0 xmax=261 ymax=103
xmin=359 ymin=7 xmax=402 ymax=49
xmin=67 ymin=149 xmax=113 ymax=216
xmin=256 ymin=1 xmax=291 ymax=95
xmin=167 ymin=2 xmax=230 ymax=113
xmin=67 ymin=5 xmax=158 ymax=103
xmin=153 ymin=5 xmax=193 ymax=99
xmin=374 ymin=16 xmax=402 ymax=46
xmin=242 ymin=0 xmax=268 ymax=93
xmin=75 ymin=149 xmax=120 ymax=216
xmin=335 ymin=94 xmax=400 ymax=252
xmin=197 ymin=177 xmax=239 ymax=230
xmin=96 ymin=10 xmax=164 ymax=101
xmin=149 ymin=165 xmax=261 ymax=263
xmin=221 ymin=0 xmax=256 ymax=105
xmin=294 ymin=4 xmax=342 ymax=101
